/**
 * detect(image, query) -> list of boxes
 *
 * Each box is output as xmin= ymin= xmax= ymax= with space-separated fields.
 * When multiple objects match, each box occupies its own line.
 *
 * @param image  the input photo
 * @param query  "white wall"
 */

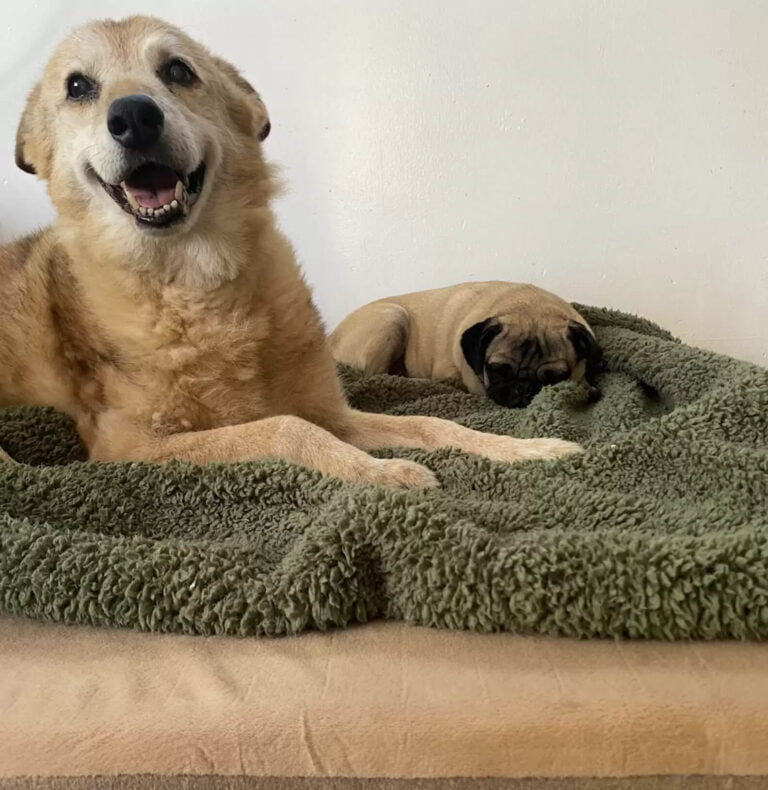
xmin=1 ymin=0 xmax=766 ymax=365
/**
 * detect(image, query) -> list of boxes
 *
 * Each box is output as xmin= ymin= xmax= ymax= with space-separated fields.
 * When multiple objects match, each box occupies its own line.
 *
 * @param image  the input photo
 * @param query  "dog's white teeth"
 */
xmin=139 ymin=207 xmax=148 ymax=216
xmin=170 ymin=199 xmax=179 ymax=210
xmin=174 ymin=180 xmax=184 ymax=202
xmin=122 ymin=183 xmax=140 ymax=211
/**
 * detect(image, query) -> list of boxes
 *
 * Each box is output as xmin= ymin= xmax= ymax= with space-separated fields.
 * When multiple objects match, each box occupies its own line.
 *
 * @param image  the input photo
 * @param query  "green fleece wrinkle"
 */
xmin=1 ymin=305 xmax=767 ymax=639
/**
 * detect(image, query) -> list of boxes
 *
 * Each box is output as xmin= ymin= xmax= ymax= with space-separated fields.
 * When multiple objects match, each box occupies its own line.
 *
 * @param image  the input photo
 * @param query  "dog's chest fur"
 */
xmin=80 ymin=259 xmax=332 ymax=443
xmin=127 ymin=297 xmax=272 ymax=434
xmin=89 ymin=283 xmax=283 ymax=437
xmin=5 ymin=225 xmax=338 ymax=454
xmin=41 ymin=259 xmax=274 ymax=439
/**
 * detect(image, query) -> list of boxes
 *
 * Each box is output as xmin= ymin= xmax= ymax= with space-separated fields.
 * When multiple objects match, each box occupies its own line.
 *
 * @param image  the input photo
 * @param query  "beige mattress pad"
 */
xmin=2 ymin=615 xmax=768 ymax=782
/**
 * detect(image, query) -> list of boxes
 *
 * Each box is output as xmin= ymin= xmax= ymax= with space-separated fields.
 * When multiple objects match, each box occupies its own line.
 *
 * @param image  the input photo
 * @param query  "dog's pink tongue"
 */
xmin=127 ymin=186 xmax=175 ymax=209
xmin=123 ymin=164 xmax=178 ymax=208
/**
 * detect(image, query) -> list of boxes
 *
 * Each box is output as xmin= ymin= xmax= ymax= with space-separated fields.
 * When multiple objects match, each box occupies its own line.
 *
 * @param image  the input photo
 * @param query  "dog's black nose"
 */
xmin=107 ymin=95 xmax=164 ymax=150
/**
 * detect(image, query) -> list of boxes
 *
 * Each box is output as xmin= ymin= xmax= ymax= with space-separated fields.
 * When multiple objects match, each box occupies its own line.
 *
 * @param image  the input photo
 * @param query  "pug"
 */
xmin=329 ymin=281 xmax=603 ymax=407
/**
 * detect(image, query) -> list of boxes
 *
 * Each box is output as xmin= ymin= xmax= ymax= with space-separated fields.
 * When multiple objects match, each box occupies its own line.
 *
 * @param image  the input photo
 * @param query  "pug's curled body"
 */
xmin=330 ymin=282 xmax=603 ymax=408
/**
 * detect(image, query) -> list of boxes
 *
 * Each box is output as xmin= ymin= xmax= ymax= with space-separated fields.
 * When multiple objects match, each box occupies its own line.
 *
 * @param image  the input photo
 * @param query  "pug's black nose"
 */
xmin=107 ymin=95 xmax=164 ymax=150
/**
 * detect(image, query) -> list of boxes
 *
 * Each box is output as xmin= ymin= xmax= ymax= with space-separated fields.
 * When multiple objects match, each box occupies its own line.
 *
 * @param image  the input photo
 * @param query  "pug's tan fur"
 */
xmin=0 ymin=17 xmax=580 ymax=484
xmin=329 ymin=282 xmax=596 ymax=396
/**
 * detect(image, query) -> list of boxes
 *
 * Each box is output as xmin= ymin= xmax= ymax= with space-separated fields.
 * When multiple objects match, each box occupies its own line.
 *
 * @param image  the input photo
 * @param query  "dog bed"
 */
xmin=2 ymin=616 xmax=768 ymax=787
xmin=0 ymin=306 xmax=767 ymax=640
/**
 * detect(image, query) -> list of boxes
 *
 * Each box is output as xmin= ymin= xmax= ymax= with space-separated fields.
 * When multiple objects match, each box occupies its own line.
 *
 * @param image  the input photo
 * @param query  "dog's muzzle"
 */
xmin=93 ymin=94 xmax=207 ymax=229
xmin=95 ymin=160 xmax=206 ymax=229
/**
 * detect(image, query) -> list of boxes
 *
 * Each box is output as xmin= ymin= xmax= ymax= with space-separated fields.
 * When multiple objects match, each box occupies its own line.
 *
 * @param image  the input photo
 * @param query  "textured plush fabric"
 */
xmin=0 ymin=306 xmax=766 ymax=639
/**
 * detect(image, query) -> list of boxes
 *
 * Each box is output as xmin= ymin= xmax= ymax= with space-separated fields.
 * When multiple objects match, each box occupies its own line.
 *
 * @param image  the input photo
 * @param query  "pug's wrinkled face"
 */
xmin=461 ymin=317 xmax=603 ymax=408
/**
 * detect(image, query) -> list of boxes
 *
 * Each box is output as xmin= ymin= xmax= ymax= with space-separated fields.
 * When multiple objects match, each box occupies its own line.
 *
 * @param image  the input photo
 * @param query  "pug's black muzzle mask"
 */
xmin=485 ymin=362 xmax=561 ymax=408
xmin=486 ymin=378 xmax=543 ymax=408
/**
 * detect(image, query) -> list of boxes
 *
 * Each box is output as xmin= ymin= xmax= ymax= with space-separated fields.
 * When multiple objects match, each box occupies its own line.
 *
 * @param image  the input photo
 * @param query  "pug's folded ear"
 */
xmin=568 ymin=321 xmax=604 ymax=402
xmin=461 ymin=318 xmax=502 ymax=376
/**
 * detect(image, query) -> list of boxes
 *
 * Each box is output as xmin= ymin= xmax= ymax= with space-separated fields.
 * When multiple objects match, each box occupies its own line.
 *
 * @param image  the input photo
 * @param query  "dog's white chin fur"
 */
xmin=61 ymin=177 xmax=245 ymax=290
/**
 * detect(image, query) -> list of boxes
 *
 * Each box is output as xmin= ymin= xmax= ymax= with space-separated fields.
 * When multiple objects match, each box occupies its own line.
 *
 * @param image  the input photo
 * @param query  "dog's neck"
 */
xmin=51 ymin=198 xmax=282 ymax=353
xmin=59 ymin=208 xmax=273 ymax=290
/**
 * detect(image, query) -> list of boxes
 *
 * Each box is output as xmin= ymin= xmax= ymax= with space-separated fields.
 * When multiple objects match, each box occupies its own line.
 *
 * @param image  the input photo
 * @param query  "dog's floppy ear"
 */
xmin=211 ymin=56 xmax=271 ymax=141
xmin=15 ymin=82 xmax=52 ymax=177
xmin=461 ymin=318 xmax=502 ymax=376
xmin=568 ymin=321 xmax=604 ymax=402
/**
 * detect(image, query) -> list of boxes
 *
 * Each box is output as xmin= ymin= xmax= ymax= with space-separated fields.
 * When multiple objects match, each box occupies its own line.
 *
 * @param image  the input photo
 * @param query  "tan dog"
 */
xmin=0 ymin=17 xmax=581 ymax=486
xmin=330 ymin=282 xmax=602 ymax=408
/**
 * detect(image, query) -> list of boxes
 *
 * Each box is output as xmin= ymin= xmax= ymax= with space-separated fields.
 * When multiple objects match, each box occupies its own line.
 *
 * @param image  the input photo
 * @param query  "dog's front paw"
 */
xmin=513 ymin=437 xmax=583 ymax=461
xmin=474 ymin=434 xmax=583 ymax=464
xmin=364 ymin=458 xmax=440 ymax=488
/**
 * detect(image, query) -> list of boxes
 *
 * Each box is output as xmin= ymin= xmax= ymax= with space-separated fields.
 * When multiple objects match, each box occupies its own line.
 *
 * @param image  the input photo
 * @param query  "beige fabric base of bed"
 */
xmin=1 ymin=777 xmax=766 ymax=789
xmin=2 ymin=616 xmax=768 ymax=784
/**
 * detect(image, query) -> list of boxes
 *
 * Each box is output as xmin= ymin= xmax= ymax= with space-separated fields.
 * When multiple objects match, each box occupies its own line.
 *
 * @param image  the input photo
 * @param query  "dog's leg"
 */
xmin=91 ymin=412 xmax=438 ymax=488
xmin=329 ymin=302 xmax=409 ymax=374
xmin=0 ymin=448 xmax=16 ymax=464
xmin=341 ymin=410 xmax=582 ymax=463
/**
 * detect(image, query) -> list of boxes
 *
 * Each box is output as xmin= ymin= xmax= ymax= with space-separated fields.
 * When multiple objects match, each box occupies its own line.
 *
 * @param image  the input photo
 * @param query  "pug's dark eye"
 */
xmin=486 ymin=363 xmax=513 ymax=383
xmin=160 ymin=59 xmax=198 ymax=87
xmin=537 ymin=363 xmax=569 ymax=385
xmin=66 ymin=73 xmax=98 ymax=101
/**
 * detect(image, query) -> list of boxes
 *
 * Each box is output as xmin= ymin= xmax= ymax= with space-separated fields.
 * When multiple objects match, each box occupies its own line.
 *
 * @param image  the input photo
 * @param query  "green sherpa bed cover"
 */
xmin=1 ymin=305 xmax=767 ymax=640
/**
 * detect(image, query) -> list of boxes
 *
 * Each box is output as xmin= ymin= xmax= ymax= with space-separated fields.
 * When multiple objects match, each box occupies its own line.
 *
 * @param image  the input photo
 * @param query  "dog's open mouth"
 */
xmin=99 ymin=161 xmax=206 ymax=228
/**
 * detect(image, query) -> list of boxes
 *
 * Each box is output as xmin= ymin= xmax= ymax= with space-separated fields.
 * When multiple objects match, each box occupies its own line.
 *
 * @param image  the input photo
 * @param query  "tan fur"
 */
xmin=0 ymin=17 xmax=581 ymax=485
xmin=330 ymin=282 xmax=595 ymax=397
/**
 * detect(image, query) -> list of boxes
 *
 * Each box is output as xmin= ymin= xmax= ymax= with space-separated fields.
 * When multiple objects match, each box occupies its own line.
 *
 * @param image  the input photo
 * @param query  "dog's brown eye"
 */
xmin=161 ymin=59 xmax=198 ymax=87
xmin=66 ymin=73 xmax=98 ymax=101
